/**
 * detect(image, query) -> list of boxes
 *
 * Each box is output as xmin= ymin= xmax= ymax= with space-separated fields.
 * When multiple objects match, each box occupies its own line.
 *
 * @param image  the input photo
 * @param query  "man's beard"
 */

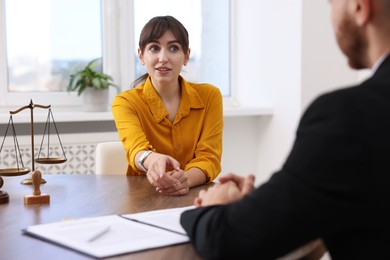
xmin=336 ymin=15 xmax=368 ymax=69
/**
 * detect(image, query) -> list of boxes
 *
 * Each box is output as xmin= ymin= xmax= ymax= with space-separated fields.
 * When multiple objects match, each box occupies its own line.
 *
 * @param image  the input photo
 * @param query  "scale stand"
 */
xmin=0 ymin=176 xmax=9 ymax=204
xmin=0 ymin=100 xmax=67 ymax=198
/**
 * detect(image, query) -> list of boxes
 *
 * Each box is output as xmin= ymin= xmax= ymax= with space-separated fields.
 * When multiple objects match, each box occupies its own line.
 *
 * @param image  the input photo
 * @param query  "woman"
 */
xmin=112 ymin=16 xmax=223 ymax=196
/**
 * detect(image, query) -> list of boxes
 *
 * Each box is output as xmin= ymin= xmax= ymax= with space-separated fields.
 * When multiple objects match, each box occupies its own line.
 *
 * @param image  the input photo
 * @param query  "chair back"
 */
xmin=95 ymin=141 xmax=128 ymax=175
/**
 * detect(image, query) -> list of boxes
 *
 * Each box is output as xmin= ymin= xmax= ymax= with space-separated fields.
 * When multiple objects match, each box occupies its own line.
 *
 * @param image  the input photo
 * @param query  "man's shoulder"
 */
xmin=315 ymin=71 xmax=390 ymax=107
xmin=300 ymin=84 xmax=367 ymax=125
xmin=312 ymin=85 xmax=360 ymax=107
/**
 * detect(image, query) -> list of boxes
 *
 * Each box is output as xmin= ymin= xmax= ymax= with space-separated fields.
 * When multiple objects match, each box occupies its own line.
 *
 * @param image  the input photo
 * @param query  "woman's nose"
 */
xmin=158 ymin=49 xmax=168 ymax=63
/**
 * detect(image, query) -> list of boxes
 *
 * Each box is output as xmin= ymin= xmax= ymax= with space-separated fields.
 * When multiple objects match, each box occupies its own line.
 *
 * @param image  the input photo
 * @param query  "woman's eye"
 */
xmin=169 ymin=45 xmax=180 ymax=52
xmin=148 ymin=45 xmax=160 ymax=52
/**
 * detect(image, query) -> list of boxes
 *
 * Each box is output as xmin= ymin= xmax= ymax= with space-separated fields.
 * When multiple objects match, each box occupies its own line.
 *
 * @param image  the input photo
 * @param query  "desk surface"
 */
xmin=0 ymin=174 xmax=208 ymax=260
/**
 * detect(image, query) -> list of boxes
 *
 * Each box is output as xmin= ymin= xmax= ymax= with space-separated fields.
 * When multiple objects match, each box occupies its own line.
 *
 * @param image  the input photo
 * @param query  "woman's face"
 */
xmin=138 ymin=30 xmax=190 ymax=87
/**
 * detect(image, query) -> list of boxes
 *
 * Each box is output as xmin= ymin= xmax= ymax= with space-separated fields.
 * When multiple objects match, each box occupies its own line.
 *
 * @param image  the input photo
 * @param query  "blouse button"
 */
xmin=175 ymin=145 xmax=181 ymax=151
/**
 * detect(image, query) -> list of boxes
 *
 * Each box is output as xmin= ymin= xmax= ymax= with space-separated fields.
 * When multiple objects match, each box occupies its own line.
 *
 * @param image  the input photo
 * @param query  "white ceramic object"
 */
xmin=83 ymin=88 xmax=109 ymax=112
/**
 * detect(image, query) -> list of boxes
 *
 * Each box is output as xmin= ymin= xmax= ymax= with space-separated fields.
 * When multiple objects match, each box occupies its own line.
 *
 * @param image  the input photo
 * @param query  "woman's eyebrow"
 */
xmin=147 ymin=40 xmax=179 ymax=45
xmin=167 ymin=40 xmax=180 ymax=45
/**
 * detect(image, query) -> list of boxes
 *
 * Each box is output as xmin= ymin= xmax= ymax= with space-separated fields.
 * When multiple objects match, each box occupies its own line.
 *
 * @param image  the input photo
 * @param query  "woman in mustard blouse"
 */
xmin=112 ymin=16 xmax=223 ymax=196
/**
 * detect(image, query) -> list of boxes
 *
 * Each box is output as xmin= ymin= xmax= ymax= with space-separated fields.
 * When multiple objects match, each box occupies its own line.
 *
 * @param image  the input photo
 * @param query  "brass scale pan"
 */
xmin=0 ymin=167 xmax=30 ymax=177
xmin=0 ymin=158 xmax=67 ymax=176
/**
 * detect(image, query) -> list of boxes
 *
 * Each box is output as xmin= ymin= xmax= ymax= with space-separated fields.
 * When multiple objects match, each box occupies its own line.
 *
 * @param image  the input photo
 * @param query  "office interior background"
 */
xmin=0 ymin=0 xmax=369 ymax=186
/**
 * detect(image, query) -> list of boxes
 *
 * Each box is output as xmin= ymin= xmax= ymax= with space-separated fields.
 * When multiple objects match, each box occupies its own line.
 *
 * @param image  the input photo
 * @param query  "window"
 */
xmin=0 ymin=0 xmax=102 ymax=107
xmin=0 ymin=0 xmax=230 ymax=109
xmin=5 ymin=0 xmax=102 ymax=93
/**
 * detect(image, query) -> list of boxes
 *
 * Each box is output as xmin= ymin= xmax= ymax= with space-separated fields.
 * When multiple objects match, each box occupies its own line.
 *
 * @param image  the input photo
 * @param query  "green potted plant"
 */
xmin=66 ymin=58 xmax=119 ymax=112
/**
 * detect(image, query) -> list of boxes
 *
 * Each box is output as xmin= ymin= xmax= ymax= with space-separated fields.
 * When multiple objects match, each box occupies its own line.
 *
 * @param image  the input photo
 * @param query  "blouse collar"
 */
xmin=142 ymin=76 xmax=205 ymax=123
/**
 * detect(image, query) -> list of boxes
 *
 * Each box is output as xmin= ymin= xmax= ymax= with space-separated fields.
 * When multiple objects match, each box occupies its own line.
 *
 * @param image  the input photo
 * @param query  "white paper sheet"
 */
xmin=122 ymin=205 xmax=195 ymax=235
xmin=23 ymin=206 xmax=194 ymax=258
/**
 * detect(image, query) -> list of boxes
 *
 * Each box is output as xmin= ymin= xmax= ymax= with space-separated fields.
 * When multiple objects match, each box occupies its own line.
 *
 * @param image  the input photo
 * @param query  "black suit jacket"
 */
xmin=180 ymin=55 xmax=390 ymax=260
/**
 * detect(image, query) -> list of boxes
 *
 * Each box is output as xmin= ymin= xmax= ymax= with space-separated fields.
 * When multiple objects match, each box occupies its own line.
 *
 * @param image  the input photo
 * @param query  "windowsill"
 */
xmin=223 ymin=106 xmax=273 ymax=117
xmin=0 ymin=106 xmax=273 ymax=124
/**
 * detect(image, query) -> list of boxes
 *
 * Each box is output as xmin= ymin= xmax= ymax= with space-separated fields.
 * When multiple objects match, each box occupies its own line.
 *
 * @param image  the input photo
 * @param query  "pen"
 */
xmin=87 ymin=226 xmax=111 ymax=243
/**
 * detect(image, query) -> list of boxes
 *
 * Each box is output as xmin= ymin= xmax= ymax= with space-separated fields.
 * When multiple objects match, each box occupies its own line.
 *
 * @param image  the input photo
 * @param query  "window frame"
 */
xmin=0 ymin=0 xmax=236 ymax=111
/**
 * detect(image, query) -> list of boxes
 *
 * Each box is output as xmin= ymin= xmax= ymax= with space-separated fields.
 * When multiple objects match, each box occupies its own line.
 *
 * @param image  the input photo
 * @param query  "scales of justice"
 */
xmin=0 ymin=100 xmax=67 ymax=204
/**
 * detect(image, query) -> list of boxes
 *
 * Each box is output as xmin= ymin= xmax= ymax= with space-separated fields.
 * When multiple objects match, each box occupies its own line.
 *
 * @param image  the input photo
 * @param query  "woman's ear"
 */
xmin=184 ymin=48 xmax=191 ymax=66
xmin=138 ymin=48 xmax=145 ymax=65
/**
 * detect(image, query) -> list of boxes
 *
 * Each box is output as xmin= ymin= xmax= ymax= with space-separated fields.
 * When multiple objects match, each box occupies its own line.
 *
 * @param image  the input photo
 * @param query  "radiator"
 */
xmin=0 ymin=132 xmax=119 ymax=175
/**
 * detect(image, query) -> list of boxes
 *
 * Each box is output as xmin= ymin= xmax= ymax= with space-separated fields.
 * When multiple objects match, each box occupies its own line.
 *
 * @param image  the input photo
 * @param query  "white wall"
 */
xmin=224 ymin=0 xmax=360 ymax=186
xmin=221 ymin=116 xmax=261 ymax=175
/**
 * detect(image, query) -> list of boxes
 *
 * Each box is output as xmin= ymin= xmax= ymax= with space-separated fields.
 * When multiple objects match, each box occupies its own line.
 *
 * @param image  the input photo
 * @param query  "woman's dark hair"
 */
xmin=131 ymin=16 xmax=189 ymax=88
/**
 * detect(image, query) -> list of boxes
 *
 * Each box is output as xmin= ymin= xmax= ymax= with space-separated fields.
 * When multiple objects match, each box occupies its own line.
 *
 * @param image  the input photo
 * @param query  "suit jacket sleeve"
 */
xmin=180 ymin=88 xmax=370 ymax=259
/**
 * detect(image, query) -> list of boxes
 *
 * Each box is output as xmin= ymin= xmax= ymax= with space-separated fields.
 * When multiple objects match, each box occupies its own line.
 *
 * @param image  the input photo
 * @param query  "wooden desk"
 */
xmin=0 ymin=174 xmax=208 ymax=260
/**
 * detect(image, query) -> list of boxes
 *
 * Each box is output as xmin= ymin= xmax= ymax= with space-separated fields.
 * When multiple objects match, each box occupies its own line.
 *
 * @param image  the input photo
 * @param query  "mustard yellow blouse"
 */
xmin=112 ymin=76 xmax=223 ymax=182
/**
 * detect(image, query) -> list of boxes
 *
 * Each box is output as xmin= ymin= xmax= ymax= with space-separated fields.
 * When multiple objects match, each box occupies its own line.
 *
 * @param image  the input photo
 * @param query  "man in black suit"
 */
xmin=180 ymin=0 xmax=390 ymax=259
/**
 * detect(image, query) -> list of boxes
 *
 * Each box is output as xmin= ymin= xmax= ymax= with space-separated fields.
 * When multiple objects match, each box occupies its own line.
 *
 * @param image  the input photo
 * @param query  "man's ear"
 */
xmin=354 ymin=0 xmax=372 ymax=25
